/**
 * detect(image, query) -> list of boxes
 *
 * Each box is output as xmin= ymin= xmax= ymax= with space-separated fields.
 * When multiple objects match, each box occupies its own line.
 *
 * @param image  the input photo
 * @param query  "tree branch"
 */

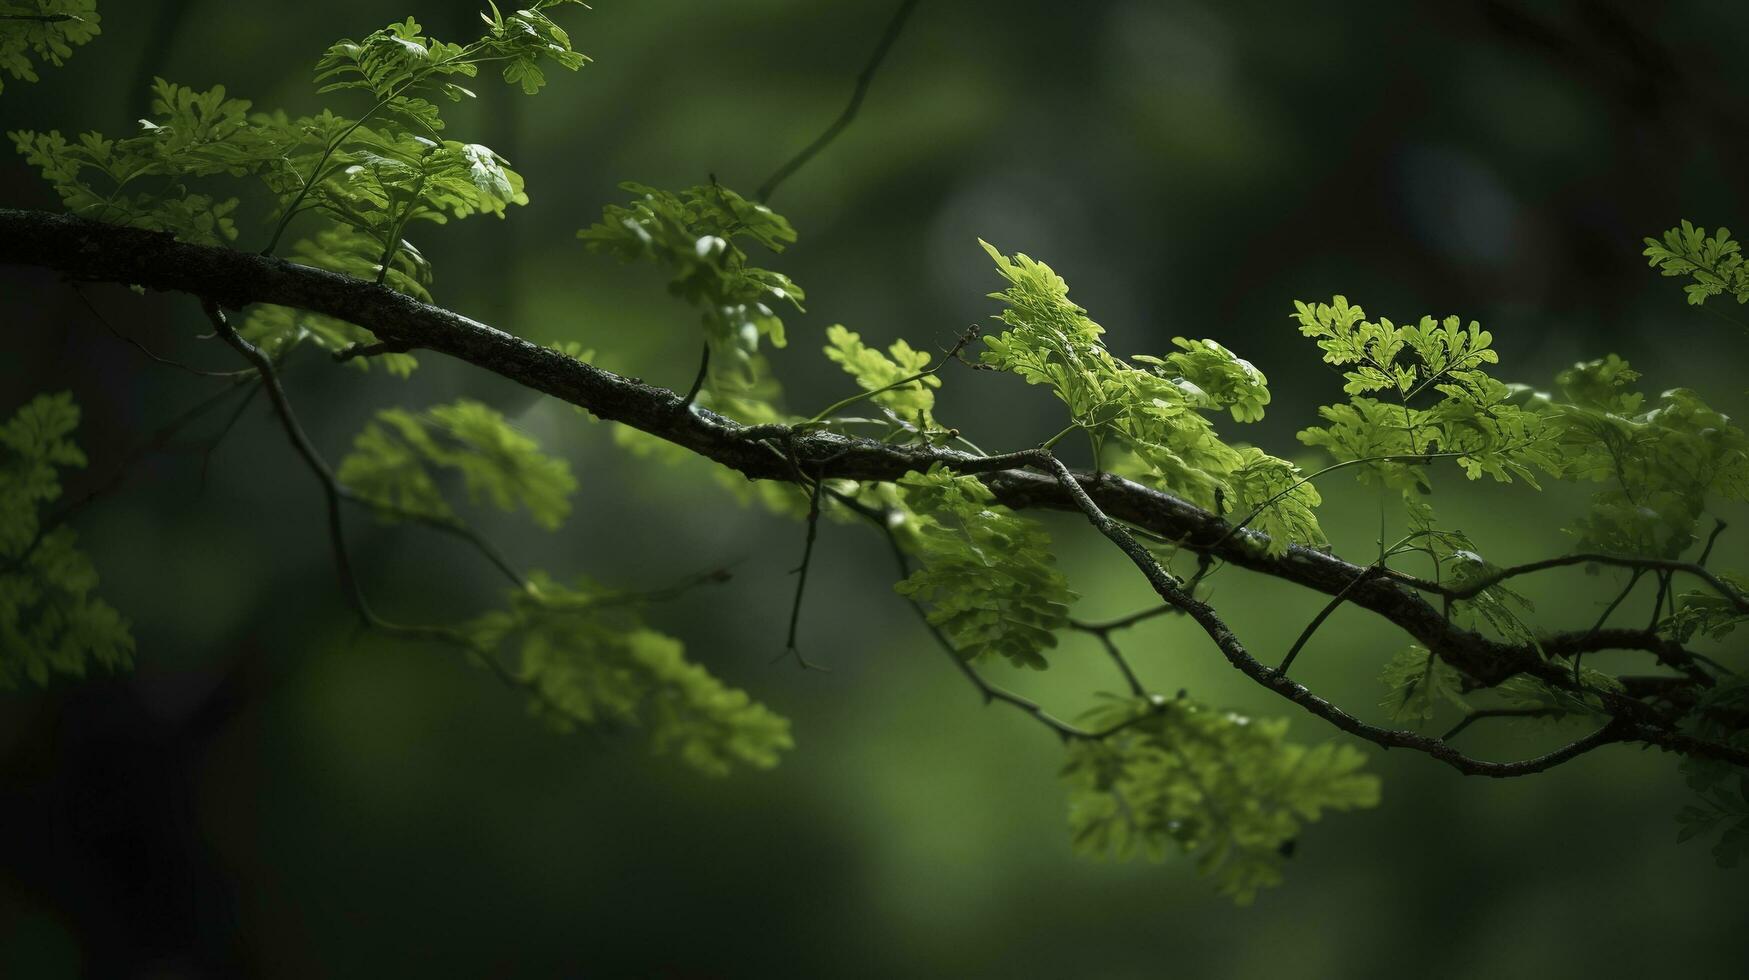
xmin=5 ymin=207 xmax=1738 ymax=769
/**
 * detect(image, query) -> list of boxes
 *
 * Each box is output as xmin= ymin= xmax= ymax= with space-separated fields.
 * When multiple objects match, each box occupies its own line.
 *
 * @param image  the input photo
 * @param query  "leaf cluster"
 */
xmin=1378 ymin=645 xmax=1468 ymax=723
xmin=821 ymin=323 xmax=943 ymax=437
xmin=0 ymin=392 xmax=132 ymax=688
xmin=338 ymin=398 xmax=577 ymax=530
xmin=977 ymin=241 xmax=1320 ymax=553
xmin=465 ymin=572 xmax=793 ymax=776
xmin=580 ymin=181 xmax=804 ymax=394
xmin=892 ymin=467 xmax=1076 ymax=670
xmin=0 ymin=0 xmax=98 ymax=95
xmin=1644 ymin=220 xmax=1749 ymax=306
xmin=1538 ymin=357 xmax=1749 ymax=557
xmin=11 ymin=4 xmax=589 ymax=367
xmin=1294 ymin=295 xmax=1557 ymax=494
xmin=1062 ymin=695 xmax=1380 ymax=904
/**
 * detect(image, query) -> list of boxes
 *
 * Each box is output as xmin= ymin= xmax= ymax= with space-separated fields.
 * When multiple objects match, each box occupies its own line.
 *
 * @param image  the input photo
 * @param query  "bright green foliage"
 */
xmin=338 ymin=399 xmax=577 ymax=529
xmin=1402 ymin=503 xmax=1537 ymax=644
xmin=821 ymin=324 xmax=941 ymax=434
xmin=1222 ymin=447 xmax=1325 ymax=557
xmin=465 ymin=573 xmax=792 ymax=776
xmin=9 ymin=78 xmax=273 ymax=245
xmin=1539 ymin=357 xmax=1749 ymax=558
xmin=1644 ymin=220 xmax=1749 ymax=306
xmin=1062 ymin=696 xmax=1380 ymax=904
xmin=977 ymin=241 xmax=1319 ymax=552
xmin=892 ymin=466 xmax=1075 ymax=670
xmin=1379 ymin=645 xmax=1469 ymax=723
xmin=580 ymin=181 xmax=804 ymax=394
xmin=0 ymin=392 xmax=132 ymax=688
xmin=0 ymin=0 xmax=98 ymax=95
xmin=11 ymin=2 xmax=1749 ymax=900
xmin=10 ymin=3 xmax=586 ymax=313
xmin=316 ymin=3 xmax=587 ymax=103
xmin=1294 ymin=296 xmax=1557 ymax=494
xmin=1135 ymin=337 xmax=1271 ymax=423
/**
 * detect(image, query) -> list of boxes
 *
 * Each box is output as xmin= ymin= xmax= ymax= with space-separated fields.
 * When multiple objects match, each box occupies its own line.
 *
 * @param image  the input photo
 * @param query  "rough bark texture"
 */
xmin=2 ymin=206 xmax=1732 ymax=763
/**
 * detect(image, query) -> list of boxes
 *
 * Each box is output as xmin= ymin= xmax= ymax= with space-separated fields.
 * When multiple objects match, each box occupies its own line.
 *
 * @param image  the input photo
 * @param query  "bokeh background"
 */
xmin=4 ymin=0 xmax=1749 ymax=976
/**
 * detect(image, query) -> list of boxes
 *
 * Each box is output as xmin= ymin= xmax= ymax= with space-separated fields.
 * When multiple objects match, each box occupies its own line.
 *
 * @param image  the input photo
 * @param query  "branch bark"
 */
xmin=4 ymin=206 xmax=1740 ymax=769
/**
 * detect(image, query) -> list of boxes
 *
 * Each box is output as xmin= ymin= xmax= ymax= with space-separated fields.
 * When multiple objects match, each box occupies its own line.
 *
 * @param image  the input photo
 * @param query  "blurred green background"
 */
xmin=4 ymin=0 xmax=1749 ymax=976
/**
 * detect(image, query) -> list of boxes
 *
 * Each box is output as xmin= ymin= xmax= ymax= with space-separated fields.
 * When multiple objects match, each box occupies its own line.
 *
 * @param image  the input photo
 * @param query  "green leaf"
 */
xmin=0 ymin=0 xmax=100 ymax=96
xmin=1294 ymin=296 xmax=1557 ymax=499
xmin=1062 ymin=696 xmax=1379 ymax=904
xmin=465 ymin=572 xmax=792 ymax=776
xmin=1542 ymin=361 xmax=1749 ymax=558
xmin=978 ymin=242 xmax=1315 ymax=546
xmin=1379 ymin=645 xmax=1468 ymax=723
xmin=0 ymin=391 xmax=133 ymax=689
xmin=337 ymin=399 xmax=576 ymax=530
xmin=821 ymin=323 xmax=941 ymax=435
xmin=1643 ymin=220 xmax=1749 ymax=307
xmin=582 ymin=181 xmax=803 ymax=395
xmin=892 ymin=466 xmax=1076 ymax=670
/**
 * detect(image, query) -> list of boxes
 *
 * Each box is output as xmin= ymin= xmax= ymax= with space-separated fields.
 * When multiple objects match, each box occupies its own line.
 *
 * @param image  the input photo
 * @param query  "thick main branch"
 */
xmin=0 ymin=207 xmax=1710 ymax=712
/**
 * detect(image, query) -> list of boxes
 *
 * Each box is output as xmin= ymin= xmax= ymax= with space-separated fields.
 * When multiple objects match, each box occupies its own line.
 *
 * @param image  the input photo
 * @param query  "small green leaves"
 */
xmin=9 ymin=77 xmax=282 ymax=246
xmin=892 ymin=466 xmax=1075 ymax=670
xmin=1294 ymin=296 xmax=1556 ymax=497
xmin=1223 ymin=448 xmax=1324 ymax=557
xmin=12 ymin=2 xmax=587 ymax=307
xmin=465 ymin=572 xmax=792 ymax=776
xmin=0 ymin=0 xmax=99 ymax=95
xmin=1544 ymin=360 xmax=1749 ymax=558
xmin=978 ymin=242 xmax=1319 ymax=548
xmin=338 ymin=399 xmax=577 ymax=529
xmin=581 ymin=181 xmax=803 ymax=391
xmin=1062 ymin=696 xmax=1379 ymax=904
xmin=821 ymin=324 xmax=940 ymax=434
xmin=1644 ymin=220 xmax=1749 ymax=306
xmin=0 ymin=392 xmax=133 ymax=688
xmin=316 ymin=3 xmax=588 ymax=104
xmin=1379 ymin=645 xmax=1467 ymax=723
xmin=1140 ymin=337 xmax=1271 ymax=423
xmin=482 ymin=1 xmax=590 ymax=94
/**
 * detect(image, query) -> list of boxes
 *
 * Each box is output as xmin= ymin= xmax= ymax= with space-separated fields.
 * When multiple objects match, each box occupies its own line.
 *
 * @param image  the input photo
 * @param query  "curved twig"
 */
xmin=755 ymin=0 xmax=922 ymax=203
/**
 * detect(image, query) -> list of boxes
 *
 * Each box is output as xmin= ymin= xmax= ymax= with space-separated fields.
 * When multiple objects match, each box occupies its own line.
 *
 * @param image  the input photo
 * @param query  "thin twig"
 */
xmin=778 ymin=474 xmax=831 ymax=670
xmin=1014 ymin=448 xmax=1652 ymax=777
xmin=74 ymin=286 xmax=251 ymax=378
xmin=200 ymin=379 xmax=263 ymax=488
xmin=1069 ymin=604 xmax=1179 ymax=635
xmin=1096 ymin=633 xmax=1147 ymax=697
xmin=679 ymin=341 xmax=711 ymax=412
xmin=756 ymin=0 xmax=922 ymax=203
xmin=1440 ymin=708 xmax=1560 ymax=743
xmin=1698 ymin=519 xmax=1728 ymax=567
xmin=205 ymin=299 xmax=372 ymax=618
xmin=1276 ymin=564 xmax=1384 ymax=677
xmin=4 ymin=374 xmax=258 ymax=574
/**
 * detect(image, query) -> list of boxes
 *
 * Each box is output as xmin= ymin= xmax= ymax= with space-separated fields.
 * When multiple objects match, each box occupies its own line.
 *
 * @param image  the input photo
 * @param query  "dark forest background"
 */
xmin=4 ymin=0 xmax=1749 ymax=976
